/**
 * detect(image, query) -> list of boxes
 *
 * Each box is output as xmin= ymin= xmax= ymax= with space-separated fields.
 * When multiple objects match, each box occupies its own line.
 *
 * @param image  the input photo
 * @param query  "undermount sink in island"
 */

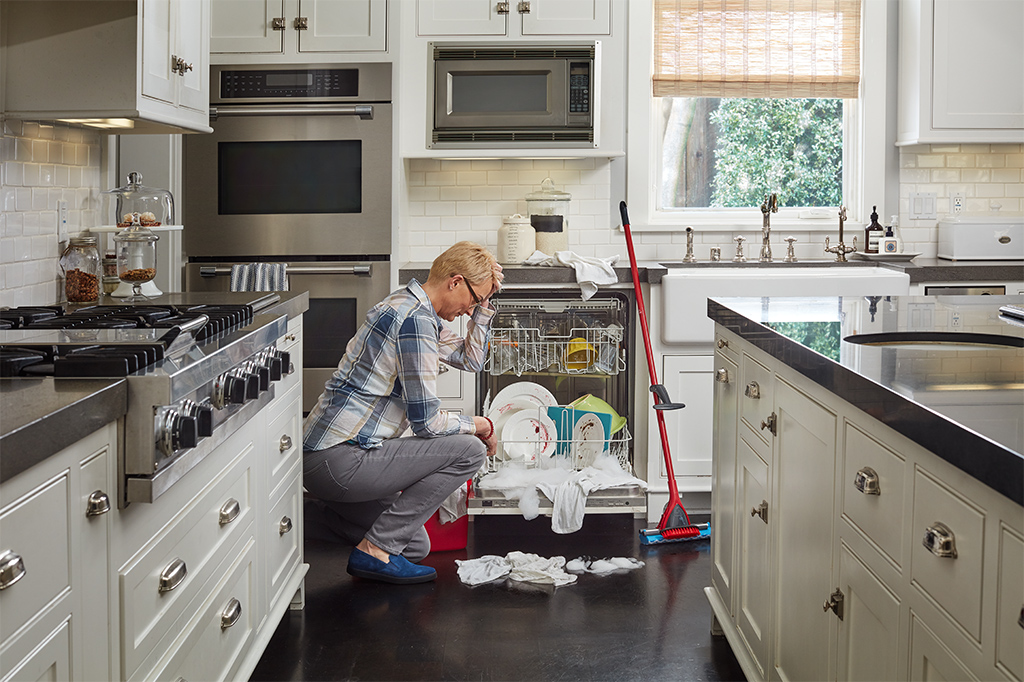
xmin=705 ymin=293 xmax=1023 ymax=682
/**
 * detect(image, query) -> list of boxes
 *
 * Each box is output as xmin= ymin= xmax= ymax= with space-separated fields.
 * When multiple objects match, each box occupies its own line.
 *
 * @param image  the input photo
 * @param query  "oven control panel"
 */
xmin=219 ymin=68 xmax=359 ymax=100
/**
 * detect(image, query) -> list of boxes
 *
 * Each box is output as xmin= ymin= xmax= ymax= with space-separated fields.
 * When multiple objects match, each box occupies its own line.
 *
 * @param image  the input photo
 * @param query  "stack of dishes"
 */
xmin=486 ymin=382 xmax=558 ymax=463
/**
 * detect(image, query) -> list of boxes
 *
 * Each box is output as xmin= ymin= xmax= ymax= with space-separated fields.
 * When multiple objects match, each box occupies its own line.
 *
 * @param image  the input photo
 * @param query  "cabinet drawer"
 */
xmin=0 ymin=474 xmax=70 ymax=644
xmin=119 ymin=448 xmax=254 ymax=677
xmin=0 ymin=617 xmax=70 ymax=682
xmin=276 ymin=317 xmax=303 ymax=396
xmin=911 ymin=466 xmax=985 ymax=641
xmin=150 ymin=536 xmax=257 ymax=682
xmin=842 ymin=423 xmax=907 ymax=569
xmin=267 ymin=384 xmax=302 ymax=497
xmin=740 ymin=352 xmax=774 ymax=445
xmin=909 ymin=612 xmax=975 ymax=681
xmin=267 ymin=465 xmax=303 ymax=611
xmin=996 ymin=525 xmax=1024 ymax=681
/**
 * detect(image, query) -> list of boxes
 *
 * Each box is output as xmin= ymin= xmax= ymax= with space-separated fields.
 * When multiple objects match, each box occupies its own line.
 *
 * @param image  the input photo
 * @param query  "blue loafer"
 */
xmin=347 ymin=547 xmax=437 ymax=584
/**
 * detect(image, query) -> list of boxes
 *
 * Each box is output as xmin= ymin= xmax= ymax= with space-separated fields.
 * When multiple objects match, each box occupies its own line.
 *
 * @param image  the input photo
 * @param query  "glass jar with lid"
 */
xmin=113 ymin=219 xmax=159 ymax=302
xmin=526 ymin=178 xmax=571 ymax=254
xmin=60 ymin=236 xmax=101 ymax=303
xmin=100 ymin=171 xmax=174 ymax=228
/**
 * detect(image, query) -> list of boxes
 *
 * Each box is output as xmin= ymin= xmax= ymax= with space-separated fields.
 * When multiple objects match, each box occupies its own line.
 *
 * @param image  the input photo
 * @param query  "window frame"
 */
xmin=625 ymin=0 xmax=896 ymax=233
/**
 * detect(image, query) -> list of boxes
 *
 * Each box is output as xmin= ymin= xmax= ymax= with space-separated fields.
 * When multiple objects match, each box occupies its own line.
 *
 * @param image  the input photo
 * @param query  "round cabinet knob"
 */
xmin=279 ymin=516 xmax=293 ymax=535
xmin=716 ymin=338 xmax=729 ymax=349
xmin=279 ymin=434 xmax=293 ymax=452
xmin=86 ymin=490 xmax=111 ymax=517
xmin=0 ymin=550 xmax=27 ymax=590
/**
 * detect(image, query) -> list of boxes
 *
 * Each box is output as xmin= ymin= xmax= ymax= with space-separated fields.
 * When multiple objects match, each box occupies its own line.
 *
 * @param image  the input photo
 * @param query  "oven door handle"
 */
xmin=210 ymin=105 xmax=374 ymax=120
xmin=199 ymin=264 xmax=373 ymax=277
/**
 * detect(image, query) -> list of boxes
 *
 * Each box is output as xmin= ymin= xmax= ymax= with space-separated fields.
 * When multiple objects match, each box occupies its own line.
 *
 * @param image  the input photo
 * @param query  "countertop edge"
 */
xmin=707 ymin=298 xmax=1024 ymax=507
xmin=1 ymin=378 xmax=128 ymax=484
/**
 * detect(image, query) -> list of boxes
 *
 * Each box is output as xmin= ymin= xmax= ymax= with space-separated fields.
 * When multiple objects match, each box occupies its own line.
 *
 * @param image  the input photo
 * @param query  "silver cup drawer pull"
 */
xmin=923 ymin=522 xmax=957 ymax=558
xmin=853 ymin=467 xmax=881 ymax=495
xmin=279 ymin=434 xmax=293 ymax=452
xmin=219 ymin=498 xmax=240 ymax=526
xmin=159 ymin=558 xmax=187 ymax=593
xmin=744 ymin=381 xmax=761 ymax=399
xmin=221 ymin=597 xmax=242 ymax=629
xmin=279 ymin=516 xmax=293 ymax=535
xmin=86 ymin=490 xmax=111 ymax=516
xmin=0 ymin=550 xmax=27 ymax=590
xmin=715 ymin=368 xmax=730 ymax=384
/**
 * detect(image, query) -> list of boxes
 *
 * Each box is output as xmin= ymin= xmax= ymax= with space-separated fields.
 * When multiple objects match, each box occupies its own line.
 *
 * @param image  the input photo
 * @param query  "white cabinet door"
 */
xmin=711 ymin=351 xmax=739 ymax=613
xmin=736 ymin=432 xmax=770 ymax=679
xmin=835 ymin=543 xmax=902 ymax=682
xmin=417 ymin=0 xmax=506 ymax=36
xmin=520 ymin=0 xmax=610 ymax=35
xmin=772 ymin=378 xmax=837 ymax=682
xmin=211 ymin=0 xmax=285 ymax=54
xmin=142 ymin=0 xmax=176 ymax=106
xmin=300 ymin=0 xmax=387 ymax=52
xmin=661 ymin=355 xmax=713 ymax=478
xmin=142 ymin=0 xmax=209 ymax=112
xmin=176 ymin=0 xmax=210 ymax=112
xmin=996 ymin=527 xmax=1024 ymax=681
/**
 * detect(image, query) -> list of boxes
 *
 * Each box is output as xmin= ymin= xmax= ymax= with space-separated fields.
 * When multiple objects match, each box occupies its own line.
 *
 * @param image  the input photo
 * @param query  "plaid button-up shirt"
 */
xmin=302 ymin=279 xmax=494 ymax=451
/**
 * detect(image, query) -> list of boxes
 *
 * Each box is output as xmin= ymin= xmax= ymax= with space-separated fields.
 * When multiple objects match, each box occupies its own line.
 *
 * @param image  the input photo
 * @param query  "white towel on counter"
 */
xmin=522 ymin=250 xmax=619 ymax=301
xmin=229 ymin=263 xmax=289 ymax=292
xmin=456 ymin=551 xmax=577 ymax=587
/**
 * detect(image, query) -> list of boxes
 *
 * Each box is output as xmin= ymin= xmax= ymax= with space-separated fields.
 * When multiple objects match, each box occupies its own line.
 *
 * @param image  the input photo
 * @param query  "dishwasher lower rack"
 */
xmin=485 ymin=298 xmax=626 ymax=377
xmin=468 ymin=416 xmax=647 ymax=516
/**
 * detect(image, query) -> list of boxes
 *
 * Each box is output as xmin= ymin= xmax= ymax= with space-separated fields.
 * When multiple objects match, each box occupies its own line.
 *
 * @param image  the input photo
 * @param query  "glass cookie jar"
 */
xmin=60 ymin=236 xmax=101 ymax=303
xmin=113 ymin=222 xmax=159 ymax=302
xmin=101 ymin=171 xmax=174 ymax=228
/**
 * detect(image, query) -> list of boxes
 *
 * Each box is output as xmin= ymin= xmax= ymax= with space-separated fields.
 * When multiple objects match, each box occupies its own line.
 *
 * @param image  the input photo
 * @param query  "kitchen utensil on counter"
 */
xmin=527 ymin=178 xmax=570 ymax=254
xmin=497 ymin=214 xmax=536 ymax=264
xmin=620 ymin=201 xmax=709 ymax=545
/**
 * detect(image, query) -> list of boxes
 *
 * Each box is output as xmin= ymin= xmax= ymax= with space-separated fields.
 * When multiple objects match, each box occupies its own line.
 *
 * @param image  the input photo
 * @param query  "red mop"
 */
xmin=619 ymin=201 xmax=710 ymax=544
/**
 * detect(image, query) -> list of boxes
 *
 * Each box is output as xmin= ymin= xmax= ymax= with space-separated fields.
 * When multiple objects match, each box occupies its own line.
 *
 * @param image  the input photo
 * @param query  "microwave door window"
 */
xmin=451 ymin=73 xmax=549 ymax=114
xmin=218 ymin=140 xmax=362 ymax=215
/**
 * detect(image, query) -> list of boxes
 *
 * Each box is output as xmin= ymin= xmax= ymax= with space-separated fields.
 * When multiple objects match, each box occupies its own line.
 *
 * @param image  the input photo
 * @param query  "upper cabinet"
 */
xmin=2 ymin=0 xmax=211 ymax=134
xmin=417 ymin=0 xmax=610 ymax=37
xmin=897 ymin=0 xmax=1024 ymax=145
xmin=210 ymin=0 xmax=387 ymax=58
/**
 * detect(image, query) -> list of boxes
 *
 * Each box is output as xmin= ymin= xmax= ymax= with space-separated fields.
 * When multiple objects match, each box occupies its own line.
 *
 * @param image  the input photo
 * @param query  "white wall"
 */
xmin=1 ymin=120 xmax=103 ymax=307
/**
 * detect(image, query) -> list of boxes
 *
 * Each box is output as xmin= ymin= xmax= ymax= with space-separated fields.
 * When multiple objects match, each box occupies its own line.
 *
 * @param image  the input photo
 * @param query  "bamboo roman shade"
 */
xmin=653 ymin=0 xmax=861 ymax=98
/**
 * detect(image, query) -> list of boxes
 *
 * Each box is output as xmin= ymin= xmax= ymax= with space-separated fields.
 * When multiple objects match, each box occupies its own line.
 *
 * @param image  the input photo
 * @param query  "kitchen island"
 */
xmin=705 ymin=294 xmax=1023 ymax=682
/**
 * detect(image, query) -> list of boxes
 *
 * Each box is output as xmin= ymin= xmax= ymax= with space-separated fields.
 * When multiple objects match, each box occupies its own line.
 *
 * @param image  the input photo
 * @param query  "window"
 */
xmin=626 ymin=0 xmax=889 ymax=231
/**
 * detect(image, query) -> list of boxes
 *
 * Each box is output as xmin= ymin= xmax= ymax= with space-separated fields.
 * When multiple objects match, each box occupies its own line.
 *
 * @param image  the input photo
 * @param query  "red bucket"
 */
xmin=424 ymin=481 xmax=470 ymax=551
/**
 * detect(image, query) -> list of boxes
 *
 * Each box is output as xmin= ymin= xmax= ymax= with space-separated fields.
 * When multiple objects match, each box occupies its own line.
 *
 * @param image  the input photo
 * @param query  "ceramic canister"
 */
xmin=497 ymin=214 xmax=536 ymax=264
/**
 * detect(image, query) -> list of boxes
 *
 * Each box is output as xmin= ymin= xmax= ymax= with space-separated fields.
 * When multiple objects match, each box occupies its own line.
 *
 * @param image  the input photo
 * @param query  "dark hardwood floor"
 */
xmin=250 ymin=514 xmax=746 ymax=681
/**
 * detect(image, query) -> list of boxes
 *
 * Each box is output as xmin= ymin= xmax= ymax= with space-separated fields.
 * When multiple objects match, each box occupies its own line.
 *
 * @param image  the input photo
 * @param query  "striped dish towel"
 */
xmin=229 ymin=263 xmax=289 ymax=291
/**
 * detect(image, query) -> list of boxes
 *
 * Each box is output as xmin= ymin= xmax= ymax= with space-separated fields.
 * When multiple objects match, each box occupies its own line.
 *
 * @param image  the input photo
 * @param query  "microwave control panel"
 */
xmin=569 ymin=62 xmax=591 ymax=114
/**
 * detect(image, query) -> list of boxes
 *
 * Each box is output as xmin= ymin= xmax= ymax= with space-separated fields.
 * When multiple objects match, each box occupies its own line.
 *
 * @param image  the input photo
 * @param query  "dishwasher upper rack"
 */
xmin=485 ymin=297 xmax=626 ymax=377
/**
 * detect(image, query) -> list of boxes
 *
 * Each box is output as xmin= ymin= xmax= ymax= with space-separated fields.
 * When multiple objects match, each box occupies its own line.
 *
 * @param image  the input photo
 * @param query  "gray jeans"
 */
xmin=302 ymin=434 xmax=485 ymax=560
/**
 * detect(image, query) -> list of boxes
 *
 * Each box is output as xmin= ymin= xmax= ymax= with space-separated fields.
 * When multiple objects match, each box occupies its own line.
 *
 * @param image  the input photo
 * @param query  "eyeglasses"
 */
xmin=461 ymin=276 xmax=482 ymax=305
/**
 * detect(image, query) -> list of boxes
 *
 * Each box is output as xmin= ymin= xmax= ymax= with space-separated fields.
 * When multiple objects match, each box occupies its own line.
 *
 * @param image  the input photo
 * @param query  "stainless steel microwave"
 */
xmin=431 ymin=43 xmax=596 ymax=148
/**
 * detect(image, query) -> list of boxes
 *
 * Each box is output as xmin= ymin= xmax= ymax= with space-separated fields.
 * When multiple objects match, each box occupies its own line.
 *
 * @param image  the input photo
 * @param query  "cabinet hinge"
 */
xmin=823 ymin=588 xmax=844 ymax=620
xmin=760 ymin=411 xmax=777 ymax=436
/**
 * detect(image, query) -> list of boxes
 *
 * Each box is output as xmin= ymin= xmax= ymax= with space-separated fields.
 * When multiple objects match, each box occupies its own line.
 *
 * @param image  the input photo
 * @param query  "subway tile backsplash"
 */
xmin=402 ymin=144 xmax=1023 ymax=264
xmin=1 ymin=119 xmax=102 ymax=307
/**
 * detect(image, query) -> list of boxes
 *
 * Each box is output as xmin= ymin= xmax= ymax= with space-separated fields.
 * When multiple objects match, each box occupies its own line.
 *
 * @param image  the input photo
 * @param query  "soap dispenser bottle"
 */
xmin=864 ymin=206 xmax=884 ymax=253
xmin=881 ymin=215 xmax=902 ymax=254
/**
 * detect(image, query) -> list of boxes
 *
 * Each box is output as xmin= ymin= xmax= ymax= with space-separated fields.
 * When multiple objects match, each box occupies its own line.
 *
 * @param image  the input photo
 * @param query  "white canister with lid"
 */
xmin=497 ymin=214 xmax=536 ymax=264
xmin=526 ymin=178 xmax=571 ymax=255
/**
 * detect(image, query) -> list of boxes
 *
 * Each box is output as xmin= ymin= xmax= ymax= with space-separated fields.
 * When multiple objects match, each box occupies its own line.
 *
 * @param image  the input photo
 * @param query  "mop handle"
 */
xmin=619 ymin=202 xmax=682 ymax=492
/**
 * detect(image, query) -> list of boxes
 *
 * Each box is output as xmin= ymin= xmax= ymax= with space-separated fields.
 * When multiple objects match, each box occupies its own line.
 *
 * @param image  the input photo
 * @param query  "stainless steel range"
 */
xmin=0 ymin=300 xmax=293 ymax=505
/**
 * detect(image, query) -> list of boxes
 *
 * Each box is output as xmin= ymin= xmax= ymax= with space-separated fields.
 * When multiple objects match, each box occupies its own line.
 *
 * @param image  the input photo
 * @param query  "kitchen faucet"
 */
xmin=824 ymin=206 xmax=858 ymax=262
xmin=759 ymin=193 xmax=778 ymax=262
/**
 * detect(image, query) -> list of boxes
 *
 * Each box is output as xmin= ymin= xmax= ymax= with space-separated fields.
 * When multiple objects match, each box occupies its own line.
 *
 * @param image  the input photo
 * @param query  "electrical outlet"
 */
xmin=57 ymin=200 xmax=68 ymax=228
xmin=951 ymin=311 xmax=962 ymax=328
xmin=952 ymin=194 xmax=964 ymax=214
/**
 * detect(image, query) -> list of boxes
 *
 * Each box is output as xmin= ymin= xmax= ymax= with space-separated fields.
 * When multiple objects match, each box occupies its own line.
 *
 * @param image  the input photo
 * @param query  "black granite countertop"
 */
xmin=0 ymin=378 xmax=127 ymax=483
xmin=708 ymin=294 xmax=1024 ymax=505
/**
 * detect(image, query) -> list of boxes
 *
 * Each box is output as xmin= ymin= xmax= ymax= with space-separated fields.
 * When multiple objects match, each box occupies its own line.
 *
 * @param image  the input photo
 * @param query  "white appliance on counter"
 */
xmin=645 ymin=266 xmax=911 ymax=519
xmin=937 ymin=215 xmax=1024 ymax=260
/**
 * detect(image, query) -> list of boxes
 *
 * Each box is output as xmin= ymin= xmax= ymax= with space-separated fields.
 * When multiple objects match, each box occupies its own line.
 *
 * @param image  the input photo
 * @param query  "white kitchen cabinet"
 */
xmin=658 ymin=355 xmax=713 ymax=478
xmin=897 ymin=0 xmax=1024 ymax=145
xmin=3 ymin=0 xmax=212 ymax=134
xmin=709 ymin=346 xmax=738 ymax=617
xmin=0 ymin=422 xmax=115 ymax=682
xmin=211 ymin=0 xmax=387 ymax=56
xmin=708 ymin=322 xmax=1024 ymax=682
xmin=417 ymin=0 xmax=609 ymax=36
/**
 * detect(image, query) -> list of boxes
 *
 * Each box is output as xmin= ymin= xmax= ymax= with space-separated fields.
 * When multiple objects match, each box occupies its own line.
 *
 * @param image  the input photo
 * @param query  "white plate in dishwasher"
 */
xmin=500 ymin=410 xmax=557 ymax=462
xmin=572 ymin=412 xmax=607 ymax=467
xmin=489 ymin=381 xmax=557 ymax=414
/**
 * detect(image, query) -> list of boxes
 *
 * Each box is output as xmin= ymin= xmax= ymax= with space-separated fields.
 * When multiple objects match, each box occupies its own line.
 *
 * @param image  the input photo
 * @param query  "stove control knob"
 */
xmin=158 ymin=409 xmax=198 ymax=458
xmin=213 ymin=373 xmax=248 ymax=408
xmin=175 ymin=415 xmax=199 ymax=450
xmin=241 ymin=368 xmax=260 ymax=400
xmin=267 ymin=354 xmax=283 ymax=381
xmin=182 ymin=400 xmax=214 ymax=437
xmin=249 ymin=358 xmax=270 ymax=391
xmin=271 ymin=349 xmax=292 ymax=375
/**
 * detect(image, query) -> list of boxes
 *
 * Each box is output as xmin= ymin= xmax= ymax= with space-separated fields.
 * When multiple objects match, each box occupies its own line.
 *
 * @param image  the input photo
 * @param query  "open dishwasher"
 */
xmin=470 ymin=289 xmax=647 ymax=516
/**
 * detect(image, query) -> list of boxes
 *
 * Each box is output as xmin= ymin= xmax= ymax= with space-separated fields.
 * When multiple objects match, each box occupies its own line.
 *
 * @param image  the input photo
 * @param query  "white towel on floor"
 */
xmin=565 ymin=556 xmax=644 ymax=574
xmin=456 ymin=551 xmax=577 ymax=587
xmin=521 ymin=250 xmax=619 ymax=301
xmin=230 ymin=263 xmax=289 ymax=291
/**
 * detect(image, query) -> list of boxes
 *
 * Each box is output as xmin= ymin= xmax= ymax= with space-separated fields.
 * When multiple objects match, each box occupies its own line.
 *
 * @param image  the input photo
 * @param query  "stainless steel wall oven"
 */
xmin=183 ymin=63 xmax=394 ymax=412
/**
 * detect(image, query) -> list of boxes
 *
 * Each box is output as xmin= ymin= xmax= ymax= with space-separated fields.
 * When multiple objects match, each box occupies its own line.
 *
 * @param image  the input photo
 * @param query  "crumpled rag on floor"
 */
xmin=456 ymin=551 xmax=577 ymax=586
xmin=477 ymin=455 xmax=647 ymax=534
xmin=565 ymin=556 xmax=644 ymax=574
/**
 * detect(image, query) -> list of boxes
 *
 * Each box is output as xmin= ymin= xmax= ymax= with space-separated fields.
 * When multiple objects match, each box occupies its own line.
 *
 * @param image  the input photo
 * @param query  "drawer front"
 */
xmin=278 ymin=318 xmax=303 ymax=397
xmin=911 ymin=467 xmax=985 ymax=641
xmin=119 ymin=446 xmax=254 ymax=677
xmin=909 ymin=613 xmax=975 ymax=681
xmin=267 ymin=465 xmax=302 ymax=610
xmin=0 ymin=617 xmax=70 ymax=682
xmin=151 ymin=537 xmax=257 ymax=682
xmin=0 ymin=475 xmax=70 ymax=644
xmin=996 ymin=525 xmax=1024 ymax=681
xmin=740 ymin=352 xmax=774 ymax=445
xmin=267 ymin=385 xmax=302 ymax=497
xmin=842 ymin=423 xmax=907 ymax=568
